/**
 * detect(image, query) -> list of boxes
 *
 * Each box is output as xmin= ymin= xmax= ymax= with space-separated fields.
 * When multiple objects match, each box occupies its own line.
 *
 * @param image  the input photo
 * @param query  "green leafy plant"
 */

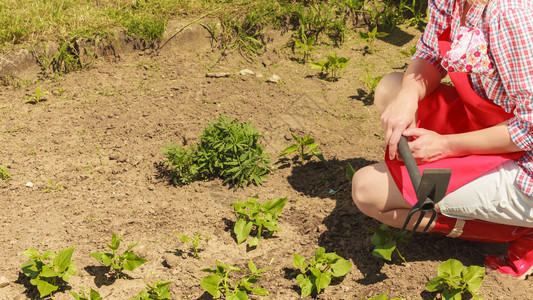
xmin=292 ymin=247 xmax=352 ymax=297
xmin=426 ymin=259 xmax=485 ymax=300
xmin=293 ymin=21 xmax=316 ymax=63
xmin=368 ymin=224 xmax=411 ymax=262
xmin=346 ymin=163 xmax=356 ymax=182
xmin=200 ymin=260 xmax=269 ymax=299
xmin=198 ymin=115 xmax=272 ymax=188
xmin=403 ymin=0 xmax=427 ymax=27
xmin=310 ymin=52 xmax=350 ymax=81
xmin=278 ymin=133 xmax=326 ymax=164
xmin=400 ymin=44 xmax=417 ymax=58
xmin=70 ymin=288 xmax=102 ymax=300
xmin=131 ymin=281 xmax=171 ymax=300
xmin=0 ymin=166 xmax=11 ymax=182
xmin=362 ymin=69 xmax=384 ymax=94
xmin=163 ymin=115 xmax=272 ymax=189
xmin=358 ymin=27 xmax=389 ymax=54
xmin=21 ymin=247 xmax=77 ymax=298
xmin=232 ymin=195 xmax=287 ymax=247
xmin=175 ymin=232 xmax=210 ymax=259
xmin=162 ymin=144 xmax=202 ymax=185
xmin=26 ymin=86 xmax=49 ymax=104
xmin=90 ymin=232 xmax=147 ymax=278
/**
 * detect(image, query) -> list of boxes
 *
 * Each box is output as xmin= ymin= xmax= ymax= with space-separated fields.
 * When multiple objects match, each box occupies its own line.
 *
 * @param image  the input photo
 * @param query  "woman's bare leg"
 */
xmin=351 ymin=72 xmax=437 ymax=232
xmin=351 ymin=162 xmax=436 ymax=231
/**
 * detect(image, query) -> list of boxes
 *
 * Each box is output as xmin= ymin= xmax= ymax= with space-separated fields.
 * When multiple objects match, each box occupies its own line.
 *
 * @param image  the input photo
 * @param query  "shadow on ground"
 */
xmin=286 ymin=157 xmax=508 ymax=294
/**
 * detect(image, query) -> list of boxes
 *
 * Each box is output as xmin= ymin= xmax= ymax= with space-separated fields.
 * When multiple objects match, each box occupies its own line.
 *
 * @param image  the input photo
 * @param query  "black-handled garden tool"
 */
xmin=397 ymin=136 xmax=452 ymax=232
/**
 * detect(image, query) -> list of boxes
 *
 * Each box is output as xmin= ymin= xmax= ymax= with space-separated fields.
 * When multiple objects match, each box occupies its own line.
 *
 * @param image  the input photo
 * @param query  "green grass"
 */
xmin=0 ymin=0 xmax=221 ymax=49
xmin=1 ymin=0 xmax=426 ymax=76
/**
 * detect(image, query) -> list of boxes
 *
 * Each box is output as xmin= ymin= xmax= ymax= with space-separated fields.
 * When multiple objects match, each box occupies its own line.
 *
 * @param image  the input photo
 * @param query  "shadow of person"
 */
xmin=286 ymin=156 xmax=509 ymax=286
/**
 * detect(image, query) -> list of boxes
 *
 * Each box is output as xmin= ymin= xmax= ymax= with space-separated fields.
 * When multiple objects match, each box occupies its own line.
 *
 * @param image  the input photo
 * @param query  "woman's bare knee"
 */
xmin=351 ymin=164 xmax=387 ymax=217
xmin=351 ymin=162 xmax=409 ymax=219
xmin=374 ymin=72 xmax=403 ymax=113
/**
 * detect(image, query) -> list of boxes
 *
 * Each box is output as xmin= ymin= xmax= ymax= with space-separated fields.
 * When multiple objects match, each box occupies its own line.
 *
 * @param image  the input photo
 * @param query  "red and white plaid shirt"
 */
xmin=414 ymin=0 xmax=533 ymax=196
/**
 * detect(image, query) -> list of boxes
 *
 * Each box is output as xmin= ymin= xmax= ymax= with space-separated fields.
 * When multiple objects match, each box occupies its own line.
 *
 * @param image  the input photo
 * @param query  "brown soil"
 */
xmin=1 ymin=19 xmax=532 ymax=300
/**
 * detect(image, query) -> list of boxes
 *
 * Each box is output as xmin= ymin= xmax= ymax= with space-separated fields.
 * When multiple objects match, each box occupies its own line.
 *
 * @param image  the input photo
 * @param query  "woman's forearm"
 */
xmin=446 ymin=121 xmax=523 ymax=156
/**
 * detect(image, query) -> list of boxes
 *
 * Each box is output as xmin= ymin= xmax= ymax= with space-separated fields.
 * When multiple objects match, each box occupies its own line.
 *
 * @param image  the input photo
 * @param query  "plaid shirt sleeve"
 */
xmin=412 ymin=0 xmax=453 ymax=76
xmin=488 ymin=2 xmax=533 ymax=152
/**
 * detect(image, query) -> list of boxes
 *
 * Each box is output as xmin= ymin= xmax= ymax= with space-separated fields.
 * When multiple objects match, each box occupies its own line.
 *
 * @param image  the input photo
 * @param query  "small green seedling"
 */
xmin=175 ymin=232 xmax=210 ymax=259
xmin=278 ymin=133 xmax=326 ymax=165
xmin=0 ymin=166 xmax=11 ymax=182
xmin=426 ymin=259 xmax=485 ymax=300
xmin=43 ymin=179 xmax=64 ymax=192
xmin=346 ymin=163 xmax=356 ymax=182
xmin=232 ymin=195 xmax=287 ymax=247
xmin=362 ymin=70 xmax=384 ymax=94
xmin=292 ymin=247 xmax=352 ymax=297
xmin=368 ymin=224 xmax=411 ymax=262
xmin=27 ymin=86 xmax=50 ymax=104
xmin=21 ymin=247 xmax=77 ymax=298
xmin=200 ymin=260 xmax=270 ymax=299
xmin=310 ymin=53 xmax=350 ymax=81
xmin=69 ymin=288 xmax=102 ymax=300
xmin=358 ymin=27 xmax=389 ymax=54
xmin=293 ymin=23 xmax=316 ymax=63
xmin=400 ymin=44 xmax=417 ymax=58
xmin=90 ymin=232 xmax=147 ymax=278
xmin=131 ymin=281 xmax=171 ymax=300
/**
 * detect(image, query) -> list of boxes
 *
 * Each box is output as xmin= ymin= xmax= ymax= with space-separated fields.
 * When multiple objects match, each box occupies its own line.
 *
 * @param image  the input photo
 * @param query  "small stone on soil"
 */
xmin=266 ymin=74 xmax=281 ymax=83
xmin=239 ymin=69 xmax=254 ymax=76
xmin=0 ymin=276 xmax=9 ymax=287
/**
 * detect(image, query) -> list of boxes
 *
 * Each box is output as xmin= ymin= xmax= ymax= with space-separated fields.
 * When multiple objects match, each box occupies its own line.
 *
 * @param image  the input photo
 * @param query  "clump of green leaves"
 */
xmin=21 ymin=247 xmax=77 ymax=298
xmin=426 ymin=259 xmax=484 ymax=300
xmin=200 ymin=260 xmax=270 ymax=299
xmin=310 ymin=53 xmax=350 ymax=81
xmin=163 ymin=115 xmax=272 ymax=189
xmin=162 ymin=144 xmax=202 ymax=185
xmin=70 ymin=288 xmax=102 ymax=300
xmin=359 ymin=27 xmax=389 ymax=54
xmin=368 ymin=224 xmax=411 ymax=262
xmin=293 ymin=22 xmax=316 ymax=63
xmin=232 ymin=195 xmax=287 ymax=247
xmin=131 ymin=281 xmax=172 ymax=300
xmin=26 ymin=86 xmax=49 ymax=104
xmin=362 ymin=70 xmax=384 ymax=94
xmin=292 ymin=247 xmax=352 ymax=297
xmin=175 ymin=232 xmax=210 ymax=259
xmin=0 ymin=166 xmax=11 ymax=182
xmin=278 ymin=133 xmax=326 ymax=165
xmin=90 ymin=232 xmax=147 ymax=278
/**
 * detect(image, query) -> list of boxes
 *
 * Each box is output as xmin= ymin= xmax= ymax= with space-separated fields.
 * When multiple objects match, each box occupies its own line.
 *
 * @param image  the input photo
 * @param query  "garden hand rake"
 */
xmin=397 ymin=136 xmax=452 ymax=232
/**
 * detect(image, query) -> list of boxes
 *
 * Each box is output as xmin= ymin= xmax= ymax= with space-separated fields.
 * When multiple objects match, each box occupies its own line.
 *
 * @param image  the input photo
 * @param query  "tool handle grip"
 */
xmin=398 ymin=136 xmax=421 ymax=191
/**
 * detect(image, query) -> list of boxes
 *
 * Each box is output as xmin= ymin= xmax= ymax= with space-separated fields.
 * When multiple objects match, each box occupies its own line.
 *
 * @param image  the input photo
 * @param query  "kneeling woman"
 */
xmin=351 ymin=0 xmax=533 ymax=279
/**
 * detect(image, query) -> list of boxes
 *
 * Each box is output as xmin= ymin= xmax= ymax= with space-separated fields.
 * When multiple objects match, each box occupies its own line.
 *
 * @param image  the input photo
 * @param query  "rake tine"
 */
xmin=401 ymin=209 xmax=416 ymax=231
xmin=422 ymin=209 xmax=438 ymax=232
xmin=412 ymin=211 xmax=425 ymax=232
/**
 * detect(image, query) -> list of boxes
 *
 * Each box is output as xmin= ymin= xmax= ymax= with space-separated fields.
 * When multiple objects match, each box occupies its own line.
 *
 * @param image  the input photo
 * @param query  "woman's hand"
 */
xmin=402 ymin=127 xmax=451 ymax=163
xmin=381 ymin=91 xmax=418 ymax=160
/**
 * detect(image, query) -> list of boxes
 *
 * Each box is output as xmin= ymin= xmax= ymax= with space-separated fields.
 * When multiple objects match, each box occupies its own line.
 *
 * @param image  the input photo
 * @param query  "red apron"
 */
xmin=386 ymin=27 xmax=525 ymax=206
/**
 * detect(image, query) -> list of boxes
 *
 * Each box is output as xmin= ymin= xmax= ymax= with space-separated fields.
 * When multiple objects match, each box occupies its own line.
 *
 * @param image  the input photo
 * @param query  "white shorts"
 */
xmin=437 ymin=160 xmax=533 ymax=227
